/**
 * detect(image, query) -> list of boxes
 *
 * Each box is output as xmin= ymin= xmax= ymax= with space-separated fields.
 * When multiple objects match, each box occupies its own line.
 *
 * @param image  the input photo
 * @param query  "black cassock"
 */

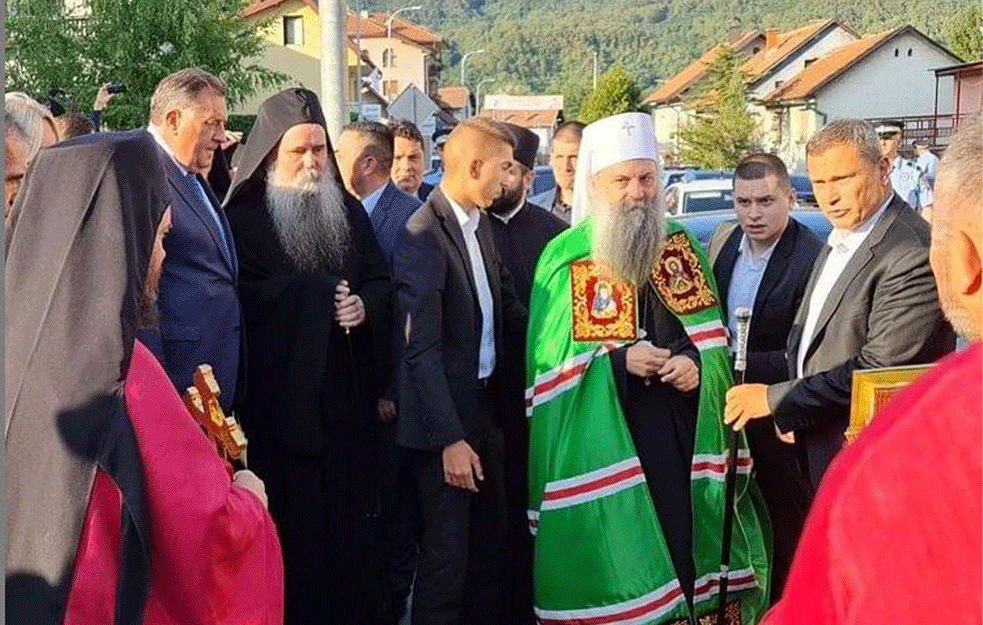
xmin=609 ymin=284 xmax=701 ymax=601
xmin=489 ymin=202 xmax=566 ymax=625
xmin=224 ymin=88 xmax=392 ymax=625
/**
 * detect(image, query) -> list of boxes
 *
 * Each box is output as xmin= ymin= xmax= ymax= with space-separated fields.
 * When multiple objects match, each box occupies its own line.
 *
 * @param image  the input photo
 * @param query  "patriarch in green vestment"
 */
xmin=526 ymin=113 xmax=771 ymax=625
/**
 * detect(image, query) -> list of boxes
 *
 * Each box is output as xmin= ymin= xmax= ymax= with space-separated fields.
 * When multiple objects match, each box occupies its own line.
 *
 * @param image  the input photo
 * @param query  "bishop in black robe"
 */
xmin=609 ymin=285 xmax=702 ymax=600
xmin=223 ymin=88 xmax=391 ymax=625
xmin=487 ymin=124 xmax=567 ymax=624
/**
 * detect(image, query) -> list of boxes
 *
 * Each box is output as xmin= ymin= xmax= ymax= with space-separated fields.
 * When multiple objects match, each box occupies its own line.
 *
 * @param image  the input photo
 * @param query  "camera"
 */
xmin=107 ymin=84 xmax=128 ymax=94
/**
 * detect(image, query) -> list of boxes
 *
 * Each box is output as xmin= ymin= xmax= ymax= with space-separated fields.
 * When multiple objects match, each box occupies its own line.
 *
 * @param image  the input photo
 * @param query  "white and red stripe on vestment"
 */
xmin=525 ymin=343 xmax=620 ymax=417
xmin=691 ymin=567 xmax=758 ymax=605
xmin=690 ymin=450 xmax=753 ymax=481
xmin=685 ymin=320 xmax=729 ymax=352
xmin=539 ymin=458 xmax=647 ymax=512
xmin=534 ymin=579 xmax=686 ymax=625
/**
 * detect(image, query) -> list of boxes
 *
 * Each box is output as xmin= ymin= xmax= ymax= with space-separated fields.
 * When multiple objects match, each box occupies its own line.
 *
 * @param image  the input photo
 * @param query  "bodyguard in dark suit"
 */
xmin=145 ymin=68 xmax=242 ymax=411
xmin=726 ymin=120 xmax=955 ymax=492
xmin=708 ymin=154 xmax=822 ymax=602
xmin=336 ymin=119 xmax=423 ymax=621
xmin=394 ymin=118 xmax=527 ymax=625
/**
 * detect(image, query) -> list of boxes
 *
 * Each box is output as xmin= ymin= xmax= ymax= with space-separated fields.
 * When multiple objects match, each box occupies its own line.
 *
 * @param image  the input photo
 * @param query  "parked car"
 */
xmin=664 ymin=179 xmax=735 ymax=216
xmin=662 ymin=168 xmax=731 ymax=187
xmin=790 ymin=173 xmax=816 ymax=206
xmin=675 ymin=208 xmax=832 ymax=251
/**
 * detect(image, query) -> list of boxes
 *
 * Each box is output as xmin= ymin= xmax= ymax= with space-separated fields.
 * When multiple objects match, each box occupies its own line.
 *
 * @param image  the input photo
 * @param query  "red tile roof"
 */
xmin=764 ymin=28 xmax=899 ymax=102
xmin=481 ymin=109 xmax=560 ymax=129
xmin=741 ymin=20 xmax=844 ymax=82
xmin=438 ymin=86 xmax=471 ymax=110
xmin=242 ymin=2 xmax=444 ymax=49
xmin=643 ymin=30 xmax=763 ymax=106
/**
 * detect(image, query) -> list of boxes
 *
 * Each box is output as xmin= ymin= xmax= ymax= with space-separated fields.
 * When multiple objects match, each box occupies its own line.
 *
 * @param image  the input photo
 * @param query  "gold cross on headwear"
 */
xmin=622 ymin=122 xmax=635 ymax=137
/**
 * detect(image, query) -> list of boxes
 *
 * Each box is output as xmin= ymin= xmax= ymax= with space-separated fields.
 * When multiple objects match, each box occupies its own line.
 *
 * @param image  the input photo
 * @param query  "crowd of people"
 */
xmin=5 ymin=66 xmax=980 ymax=625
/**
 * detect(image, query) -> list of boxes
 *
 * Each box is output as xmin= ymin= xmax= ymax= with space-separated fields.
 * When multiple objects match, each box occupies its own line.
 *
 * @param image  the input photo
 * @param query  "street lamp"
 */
xmin=460 ymin=48 xmax=485 ymax=87
xmin=475 ymin=78 xmax=494 ymax=116
xmin=384 ymin=4 xmax=422 ymax=99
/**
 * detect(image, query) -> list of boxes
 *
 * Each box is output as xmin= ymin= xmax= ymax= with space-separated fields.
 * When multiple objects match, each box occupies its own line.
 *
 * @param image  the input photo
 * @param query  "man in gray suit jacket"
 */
xmin=725 ymin=119 xmax=955 ymax=491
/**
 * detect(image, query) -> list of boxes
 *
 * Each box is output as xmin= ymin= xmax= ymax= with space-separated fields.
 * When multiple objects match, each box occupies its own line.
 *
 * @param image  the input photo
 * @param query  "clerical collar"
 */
xmin=491 ymin=201 xmax=525 ymax=224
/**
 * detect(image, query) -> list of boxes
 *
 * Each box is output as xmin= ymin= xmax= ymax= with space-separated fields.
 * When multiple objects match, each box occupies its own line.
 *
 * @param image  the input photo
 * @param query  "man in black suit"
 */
xmin=726 ymin=119 xmax=955 ymax=491
xmin=707 ymin=153 xmax=822 ymax=602
xmin=336 ymin=119 xmax=423 ymax=622
xmin=145 ymin=68 xmax=242 ymax=411
xmin=394 ymin=117 xmax=527 ymax=625
xmin=391 ymin=119 xmax=435 ymax=201
xmin=487 ymin=123 xmax=566 ymax=624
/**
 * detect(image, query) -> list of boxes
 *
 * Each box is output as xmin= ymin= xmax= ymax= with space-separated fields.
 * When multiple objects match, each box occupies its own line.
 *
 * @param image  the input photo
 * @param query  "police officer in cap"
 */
xmin=876 ymin=119 xmax=931 ymax=214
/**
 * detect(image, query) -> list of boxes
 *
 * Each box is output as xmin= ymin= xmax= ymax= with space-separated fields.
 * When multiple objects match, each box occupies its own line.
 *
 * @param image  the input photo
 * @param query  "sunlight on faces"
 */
xmin=334 ymin=129 xmax=368 ymax=197
xmin=165 ymin=88 xmax=228 ymax=174
xmin=270 ymin=123 xmax=328 ymax=190
xmin=266 ymin=124 xmax=349 ymax=273
xmin=733 ymin=174 xmax=793 ymax=249
xmin=590 ymin=159 xmax=664 ymax=283
xmin=473 ymin=140 xmax=514 ymax=209
xmin=930 ymin=174 xmax=982 ymax=342
xmin=551 ymin=138 xmax=580 ymax=191
xmin=807 ymin=143 xmax=891 ymax=230
xmin=878 ymin=132 xmax=901 ymax=160
xmin=392 ymin=136 xmax=425 ymax=194
xmin=488 ymin=161 xmax=533 ymax=215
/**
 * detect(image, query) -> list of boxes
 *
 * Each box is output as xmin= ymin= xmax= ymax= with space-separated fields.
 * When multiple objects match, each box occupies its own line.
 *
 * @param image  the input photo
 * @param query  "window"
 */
xmin=382 ymin=48 xmax=397 ymax=68
xmin=804 ymin=57 xmax=817 ymax=67
xmin=383 ymin=80 xmax=399 ymax=97
xmin=907 ymin=48 xmax=913 ymax=57
xmin=283 ymin=16 xmax=303 ymax=45
xmin=894 ymin=48 xmax=900 ymax=57
xmin=774 ymin=80 xmax=784 ymax=90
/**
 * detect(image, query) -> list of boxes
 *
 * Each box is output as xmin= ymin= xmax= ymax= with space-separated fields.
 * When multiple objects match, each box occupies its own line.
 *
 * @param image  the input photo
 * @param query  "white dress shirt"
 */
xmin=147 ymin=125 xmax=229 ymax=248
xmin=360 ymin=183 xmax=386 ymax=217
xmin=726 ymin=234 xmax=779 ymax=351
xmin=446 ymin=192 xmax=496 ymax=379
xmin=797 ymin=196 xmax=892 ymax=376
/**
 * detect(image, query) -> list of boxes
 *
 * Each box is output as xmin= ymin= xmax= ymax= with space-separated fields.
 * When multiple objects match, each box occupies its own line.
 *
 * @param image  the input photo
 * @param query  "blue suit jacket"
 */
xmin=150 ymin=143 xmax=243 ymax=411
xmin=368 ymin=181 xmax=422 ymax=265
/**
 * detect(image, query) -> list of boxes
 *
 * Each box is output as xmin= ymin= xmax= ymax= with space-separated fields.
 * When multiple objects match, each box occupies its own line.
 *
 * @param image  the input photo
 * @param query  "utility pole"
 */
xmin=319 ymin=0 xmax=346 ymax=141
xmin=460 ymin=48 xmax=484 ymax=118
xmin=592 ymin=50 xmax=598 ymax=89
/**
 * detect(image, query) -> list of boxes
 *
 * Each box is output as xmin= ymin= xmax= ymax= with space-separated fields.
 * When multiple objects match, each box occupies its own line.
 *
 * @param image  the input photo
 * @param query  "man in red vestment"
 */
xmin=759 ymin=117 xmax=981 ymax=624
xmin=6 ymin=130 xmax=284 ymax=625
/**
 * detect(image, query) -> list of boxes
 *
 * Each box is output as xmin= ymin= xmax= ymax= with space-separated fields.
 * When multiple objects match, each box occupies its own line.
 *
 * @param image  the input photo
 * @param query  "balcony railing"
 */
xmin=866 ymin=113 xmax=976 ymax=147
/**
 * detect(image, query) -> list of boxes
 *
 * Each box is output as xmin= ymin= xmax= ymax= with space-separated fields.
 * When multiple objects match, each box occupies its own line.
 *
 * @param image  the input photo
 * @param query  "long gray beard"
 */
xmin=594 ymin=197 xmax=665 ymax=284
xmin=266 ymin=171 xmax=351 ymax=273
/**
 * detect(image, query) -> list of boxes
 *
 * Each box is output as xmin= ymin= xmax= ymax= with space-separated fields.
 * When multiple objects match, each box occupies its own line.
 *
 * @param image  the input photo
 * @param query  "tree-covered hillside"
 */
xmin=358 ymin=0 xmax=978 ymax=114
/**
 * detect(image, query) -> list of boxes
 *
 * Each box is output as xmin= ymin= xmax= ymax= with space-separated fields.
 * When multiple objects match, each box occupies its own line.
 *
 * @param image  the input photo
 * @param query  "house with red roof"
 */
xmin=761 ymin=25 xmax=963 ymax=169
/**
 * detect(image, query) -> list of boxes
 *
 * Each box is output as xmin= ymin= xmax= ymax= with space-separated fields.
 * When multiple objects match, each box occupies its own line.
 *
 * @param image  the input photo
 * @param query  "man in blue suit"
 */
xmin=336 ymin=118 xmax=423 ymax=622
xmin=145 ymin=68 xmax=242 ymax=411
xmin=336 ymin=120 xmax=422 ymax=263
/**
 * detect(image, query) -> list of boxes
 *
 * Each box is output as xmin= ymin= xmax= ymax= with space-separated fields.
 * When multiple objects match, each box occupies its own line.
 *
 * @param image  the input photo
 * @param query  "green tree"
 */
xmin=579 ymin=65 xmax=642 ymax=124
xmin=677 ymin=46 xmax=759 ymax=169
xmin=6 ymin=0 xmax=286 ymax=129
xmin=946 ymin=3 xmax=982 ymax=60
